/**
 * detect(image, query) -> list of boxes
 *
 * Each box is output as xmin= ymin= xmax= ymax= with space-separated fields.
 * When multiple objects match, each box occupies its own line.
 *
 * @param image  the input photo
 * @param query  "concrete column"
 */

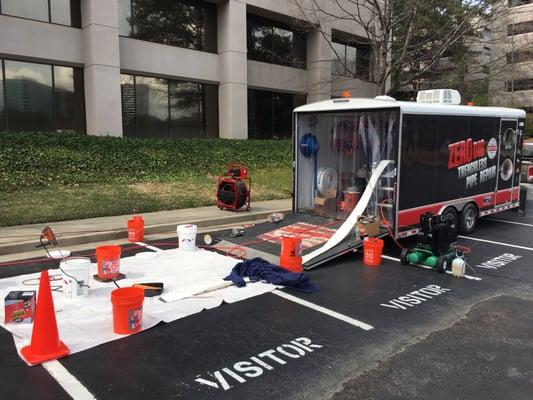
xmin=217 ymin=0 xmax=248 ymax=139
xmin=81 ymin=0 xmax=123 ymax=136
xmin=307 ymin=25 xmax=333 ymax=103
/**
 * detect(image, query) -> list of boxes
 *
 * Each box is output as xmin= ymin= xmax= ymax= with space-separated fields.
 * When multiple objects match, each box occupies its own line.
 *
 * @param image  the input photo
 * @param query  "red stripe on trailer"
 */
xmin=397 ymin=188 xmax=519 ymax=228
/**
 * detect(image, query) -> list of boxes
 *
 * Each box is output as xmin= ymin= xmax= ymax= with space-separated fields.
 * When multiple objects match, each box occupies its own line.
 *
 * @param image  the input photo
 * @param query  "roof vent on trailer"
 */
xmin=416 ymin=89 xmax=461 ymax=105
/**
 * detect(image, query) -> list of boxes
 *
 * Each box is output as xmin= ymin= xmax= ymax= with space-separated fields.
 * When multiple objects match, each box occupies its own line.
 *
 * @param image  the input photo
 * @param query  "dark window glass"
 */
xmin=135 ymin=76 xmax=169 ymax=139
xmin=0 ymin=62 xmax=5 ymax=131
xmin=1 ymin=0 xmax=81 ymax=27
xmin=249 ymin=23 xmax=273 ymax=64
xmin=118 ymin=0 xmax=132 ymax=36
xmin=247 ymin=15 xmax=306 ymax=68
xmin=123 ymin=0 xmax=216 ymax=52
xmin=169 ymin=81 xmax=202 ymax=139
xmin=507 ymin=79 xmax=533 ymax=91
xmin=50 ymin=0 xmax=71 ymax=25
xmin=506 ymin=50 xmax=533 ymax=64
xmin=4 ymin=60 xmax=54 ymax=131
xmin=53 ymin=66 xmax=84 ymax=133
xmin=356 ymin=44 xmax=371 ymax=80
xmin=121 ymin=73 xmax=216 ymax=139
xmin=332 ymin=39 xmax=372 ymax=81
xmin=509 ymin=0 xmax=532 ymax=7
xmin=346 ymin=45 xmax=357 ymax=76
xmin=507 ymin=20 xmax=533 ymax=36
xmin=121 ymin=74 xmax=136 ymax=137
xmin=248 ymin=89 xmax=306 ymax=139
xmin=1 ymin=0 xmax=49 ymax=22
xmin=332 ymin=41 xmax=346 ymax=76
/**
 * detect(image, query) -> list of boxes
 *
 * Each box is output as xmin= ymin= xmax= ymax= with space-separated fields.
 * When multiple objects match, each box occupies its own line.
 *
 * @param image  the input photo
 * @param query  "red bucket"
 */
xmin=280 ymin=235 xmax=303 ymax=272
xmin=363 ymin=238 xmax=384 ymax=267
xmin=96 ymin=245 xmax=121 ymax=280
xmin=127 ymin=215 xmax=144 ymax=242
xmin=111 ymin=287 xmax=144 ymax=335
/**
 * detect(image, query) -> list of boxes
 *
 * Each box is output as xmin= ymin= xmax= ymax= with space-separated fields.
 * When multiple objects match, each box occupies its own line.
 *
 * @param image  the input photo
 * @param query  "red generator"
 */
xmin=216 ymin=164 xmax=251 ymax=211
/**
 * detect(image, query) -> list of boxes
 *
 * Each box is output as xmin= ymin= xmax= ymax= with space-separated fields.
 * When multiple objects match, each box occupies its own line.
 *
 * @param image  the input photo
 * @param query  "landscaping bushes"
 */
xmin=0 ymin=132 xmax=292 ymax=191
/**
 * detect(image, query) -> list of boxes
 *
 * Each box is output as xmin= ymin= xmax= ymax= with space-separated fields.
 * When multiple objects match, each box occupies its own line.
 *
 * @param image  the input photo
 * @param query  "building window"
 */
xmin=248 ymin=89 xmax=306 ymax=139
xmin=118 ymin=0 xmax=217 ymax=53
xmin=331 ymin=38 xmax=372 ymax=81
xmin=247 ymin=15 xmax=307 ymax=69
xmin=0 ymin=59 xmax=85 ymax=133
xmin=509 ymin=0 xmax=532 ymax=7
xmin=0 ymin=0 xmax=81 ymax=27
xmin=507 ymin=20 xmax=533 ymax=36
xmin=506 ymin=50 xmax=533 ymax=64
xmin=120 ymin=73 xmax=218 ymax=139
xmin=506 ymin=79 xmax=533 ymax=92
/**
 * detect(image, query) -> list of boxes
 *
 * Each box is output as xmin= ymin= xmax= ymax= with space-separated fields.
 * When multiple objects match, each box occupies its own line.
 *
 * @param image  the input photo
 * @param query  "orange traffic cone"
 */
xmin=21 ymin=270 xmax=70 ymax=365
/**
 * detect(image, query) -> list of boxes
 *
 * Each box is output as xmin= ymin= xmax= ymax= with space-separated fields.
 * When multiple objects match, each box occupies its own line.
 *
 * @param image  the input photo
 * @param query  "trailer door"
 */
xmin=495 ymin=119 xmax=519 ymax=204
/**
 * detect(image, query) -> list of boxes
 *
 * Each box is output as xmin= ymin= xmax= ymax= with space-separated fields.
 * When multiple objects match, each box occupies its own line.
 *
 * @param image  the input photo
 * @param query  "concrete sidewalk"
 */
xmin=0 ymin=199 xmax=292 ymax=256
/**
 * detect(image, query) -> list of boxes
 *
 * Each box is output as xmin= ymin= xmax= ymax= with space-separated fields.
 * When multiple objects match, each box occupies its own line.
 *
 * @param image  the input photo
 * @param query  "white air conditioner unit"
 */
xmin=416 ymin=89 xmax=461 ymax=105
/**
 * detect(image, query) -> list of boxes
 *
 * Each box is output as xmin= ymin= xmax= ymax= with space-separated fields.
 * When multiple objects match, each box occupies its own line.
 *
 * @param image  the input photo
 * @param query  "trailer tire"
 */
xmin=400 ymin=248 xmax=410 ymax=265
xmin=441 ymin=207 xmax=458 ymax=230
xmin=437 ymin=256 xmax=448 ymax=273
xmin=459 ymin=203 xmax=478 ymax=234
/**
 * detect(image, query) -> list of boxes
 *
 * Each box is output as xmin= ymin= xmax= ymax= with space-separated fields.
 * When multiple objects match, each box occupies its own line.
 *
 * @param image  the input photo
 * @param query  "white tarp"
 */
xmin=0 ymin=248 xmax=278 ymax=365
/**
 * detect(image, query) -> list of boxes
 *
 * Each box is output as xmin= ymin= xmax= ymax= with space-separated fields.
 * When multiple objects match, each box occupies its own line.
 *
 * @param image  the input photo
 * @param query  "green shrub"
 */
xmin=0 ymin=132 xmax=292 ymax=191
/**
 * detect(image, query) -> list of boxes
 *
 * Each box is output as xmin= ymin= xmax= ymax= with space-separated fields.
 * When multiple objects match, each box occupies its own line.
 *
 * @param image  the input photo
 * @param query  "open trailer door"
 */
xmin=294 ymin=105 xmax=400 ymax=269
xmin=214 ymin=102 xmax=400 ymax=270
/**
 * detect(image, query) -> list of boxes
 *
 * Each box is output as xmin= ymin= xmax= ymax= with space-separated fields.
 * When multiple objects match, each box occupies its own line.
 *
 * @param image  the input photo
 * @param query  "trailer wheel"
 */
xmin=437 ymin=256 xmax=448 ymax=273
xmin=400 ymin=248 xmax=410 ymax=265
xmin=441 ymin=207 xmax=458 ymax=230
xmin=459 ymin=203 xmax=478 ymax=234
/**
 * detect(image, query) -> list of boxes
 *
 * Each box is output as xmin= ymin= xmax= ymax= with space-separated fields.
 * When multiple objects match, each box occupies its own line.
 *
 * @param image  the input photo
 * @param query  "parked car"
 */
xmin=522 ymin=141 xmax=533 ymax=183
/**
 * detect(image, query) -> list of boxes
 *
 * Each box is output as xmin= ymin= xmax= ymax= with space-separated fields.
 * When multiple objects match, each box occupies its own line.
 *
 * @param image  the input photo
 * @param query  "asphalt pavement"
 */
xmin=1 ymin=191 xmax=533 ymax=400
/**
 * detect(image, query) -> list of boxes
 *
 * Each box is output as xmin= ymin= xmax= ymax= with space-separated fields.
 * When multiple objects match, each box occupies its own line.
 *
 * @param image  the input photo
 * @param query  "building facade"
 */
xmin=0 ymin=0 xmax=377 ymax=139
xmin=489 ymin=0 xmax=533 ymax=113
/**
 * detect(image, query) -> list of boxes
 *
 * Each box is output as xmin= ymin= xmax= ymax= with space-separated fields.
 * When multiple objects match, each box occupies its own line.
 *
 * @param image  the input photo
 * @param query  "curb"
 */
xmin=0 ymin=207 xmax=291 ymax=256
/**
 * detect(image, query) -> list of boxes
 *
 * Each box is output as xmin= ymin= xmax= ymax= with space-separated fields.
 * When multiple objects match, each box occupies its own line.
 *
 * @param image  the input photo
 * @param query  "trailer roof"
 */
xmin=294 ymin=97 xmax=527 ymax=119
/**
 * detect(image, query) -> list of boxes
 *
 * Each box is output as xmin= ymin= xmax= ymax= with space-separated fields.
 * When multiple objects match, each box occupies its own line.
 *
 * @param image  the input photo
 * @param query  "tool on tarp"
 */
xmin=132 ymin=282 xmax=164 ymax=297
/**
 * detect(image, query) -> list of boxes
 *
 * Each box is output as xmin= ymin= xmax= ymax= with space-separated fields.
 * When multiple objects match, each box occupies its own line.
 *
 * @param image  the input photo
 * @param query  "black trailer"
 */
xmin=221 ymin=97 xmax=526 ymax=270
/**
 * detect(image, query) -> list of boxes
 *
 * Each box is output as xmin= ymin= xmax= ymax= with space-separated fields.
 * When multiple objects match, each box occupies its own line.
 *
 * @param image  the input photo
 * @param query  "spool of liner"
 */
xmin=316 ymin=167 xmax=338 ymax=196
xmin=60 ymin=258 xmax=91 ymax=298
xmin=177 ymin=224 xmax=198 ymax=251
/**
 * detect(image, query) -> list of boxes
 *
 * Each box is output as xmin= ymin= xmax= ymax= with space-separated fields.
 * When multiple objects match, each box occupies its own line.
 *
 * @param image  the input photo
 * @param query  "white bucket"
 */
xmin=60 ymin=258 xmax=91 ymax=298
xmin=177 ymin=224 xmax=198 ymax=251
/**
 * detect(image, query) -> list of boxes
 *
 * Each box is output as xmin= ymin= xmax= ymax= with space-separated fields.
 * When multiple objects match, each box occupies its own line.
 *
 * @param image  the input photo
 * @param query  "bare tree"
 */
xmin=293 ymin=0 xmax=504 ymax=96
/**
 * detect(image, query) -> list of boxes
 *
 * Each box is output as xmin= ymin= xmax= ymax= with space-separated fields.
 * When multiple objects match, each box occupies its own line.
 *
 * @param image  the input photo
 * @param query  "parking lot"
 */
xmin=1 ymin=188 xmax=533 ymax=400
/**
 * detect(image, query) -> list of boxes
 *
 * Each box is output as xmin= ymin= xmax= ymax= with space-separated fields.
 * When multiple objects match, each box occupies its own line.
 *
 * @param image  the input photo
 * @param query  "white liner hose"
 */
xmin=303 ymin=160 xmax=393 ymax=264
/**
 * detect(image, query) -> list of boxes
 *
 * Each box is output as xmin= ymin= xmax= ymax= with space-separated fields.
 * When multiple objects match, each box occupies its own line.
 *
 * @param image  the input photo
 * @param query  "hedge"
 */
xmin=0 ymin=132 xmax=292 ymax=191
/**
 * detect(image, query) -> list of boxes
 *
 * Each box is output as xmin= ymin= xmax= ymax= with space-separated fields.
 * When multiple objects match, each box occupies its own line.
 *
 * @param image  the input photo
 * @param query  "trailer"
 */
xmin=220 ymin=95 xmax=526 ymax=270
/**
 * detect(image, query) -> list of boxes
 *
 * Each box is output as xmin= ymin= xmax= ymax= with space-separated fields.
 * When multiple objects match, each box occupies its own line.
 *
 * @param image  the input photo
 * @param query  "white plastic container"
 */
xmin=177 ymin=224 xmax=198 ymax=251
xmin=60 ymin=257 xmax=91 ymax=298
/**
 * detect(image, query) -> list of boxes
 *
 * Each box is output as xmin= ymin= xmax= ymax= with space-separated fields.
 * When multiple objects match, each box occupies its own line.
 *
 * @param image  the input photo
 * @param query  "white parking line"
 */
xmin=381 ymin=255 xmax=482 ymax=281
xmin=485 ymin=218 xmax=533 ymax=228
xmin=271 ymin=290 xmax=374 ymax=331
xmin=458 ymin=235 xmax=533 ymax=251
xmin=136 ymin=242 xmax=375 ymax=331
xmin=43 ymin=361 xmax=96 ymax=400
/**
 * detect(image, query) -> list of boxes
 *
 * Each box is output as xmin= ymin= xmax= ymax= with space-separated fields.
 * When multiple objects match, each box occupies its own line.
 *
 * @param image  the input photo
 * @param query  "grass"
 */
xmin=0 ymin=131 xmax=293 ymax=226
xmin=0 ymin=168 xmax=293 ymax=226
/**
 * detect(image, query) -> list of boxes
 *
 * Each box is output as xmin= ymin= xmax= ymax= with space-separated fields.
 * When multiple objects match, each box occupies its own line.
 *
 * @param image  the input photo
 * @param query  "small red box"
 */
xmin=4 ymin=291 xmax=36 ymax=324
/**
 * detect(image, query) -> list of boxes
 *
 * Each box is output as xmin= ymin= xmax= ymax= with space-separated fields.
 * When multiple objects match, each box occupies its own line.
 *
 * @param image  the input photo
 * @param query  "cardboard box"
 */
xmin=4 ymin=291 xmax=36 ymax=324
xmin=357 ymin=216 xmax=381 ymax=236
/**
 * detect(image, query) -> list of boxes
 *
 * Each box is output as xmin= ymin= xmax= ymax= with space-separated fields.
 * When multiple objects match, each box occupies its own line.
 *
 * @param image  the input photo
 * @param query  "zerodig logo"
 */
xmin=194 ymin=337 xmax=323 ymax=391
